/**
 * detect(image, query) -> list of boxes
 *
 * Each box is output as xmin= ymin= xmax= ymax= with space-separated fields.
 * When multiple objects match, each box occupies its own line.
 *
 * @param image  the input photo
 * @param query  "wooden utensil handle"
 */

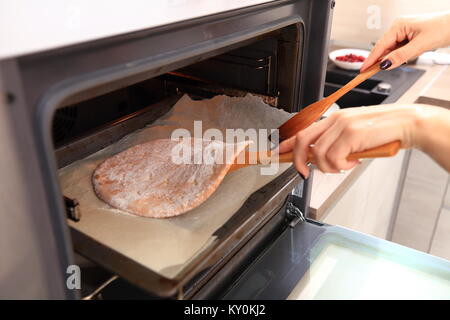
xmin=327 ymin=64 xmax=381 ymax=102
xmin=277 ymin=63 xmax=381 ymax=142
xmin=345 ymin=140 xmax=401 ymax=161
xmin=271 ymin=140 xmax=401 ymax=164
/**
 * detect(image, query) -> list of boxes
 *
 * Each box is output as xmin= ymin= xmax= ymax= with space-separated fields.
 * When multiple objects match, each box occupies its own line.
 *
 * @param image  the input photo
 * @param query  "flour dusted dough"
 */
xmin=92 ymin=138 xmax=250 ymax=218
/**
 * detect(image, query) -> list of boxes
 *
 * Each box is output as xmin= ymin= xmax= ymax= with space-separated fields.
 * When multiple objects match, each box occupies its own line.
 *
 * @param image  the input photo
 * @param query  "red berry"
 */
xmin=335 ymin=53 xmax=366 ymax=63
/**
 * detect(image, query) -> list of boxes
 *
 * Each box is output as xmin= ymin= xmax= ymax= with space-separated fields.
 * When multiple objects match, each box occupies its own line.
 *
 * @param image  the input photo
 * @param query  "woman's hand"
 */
xmin=277 ymin=104 xmax=445 ymax=178
xmin=361 ymin=11 xmax=450 ymax=71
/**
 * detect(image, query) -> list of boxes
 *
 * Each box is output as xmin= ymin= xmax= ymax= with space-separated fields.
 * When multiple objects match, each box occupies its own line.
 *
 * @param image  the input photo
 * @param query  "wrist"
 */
xmin=410 ymin=104 xmax=438 ymax=151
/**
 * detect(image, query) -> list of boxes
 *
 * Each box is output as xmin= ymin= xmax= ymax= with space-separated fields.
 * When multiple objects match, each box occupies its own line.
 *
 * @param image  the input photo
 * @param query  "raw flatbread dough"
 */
xmin=92 ymin=137 xmax=250 ymax=218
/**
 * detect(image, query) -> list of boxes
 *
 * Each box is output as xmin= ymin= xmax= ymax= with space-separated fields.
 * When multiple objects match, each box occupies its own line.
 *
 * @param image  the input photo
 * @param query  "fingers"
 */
xmin=291 ymin=120 xmax=333 ymax=178
xmin=308 ymin=112 xmax=369 ymax=173
xmin=298 ymin=108 xmax=404 ymax=174
xmin=324 ymin=125 xmax=364 ymax=171
xmin=277 ymin=106 xmax=409 ymax=177
xmin=309 ymin=120 xmax=346 ymax=173
xmin=320 ymin=116 xmax=404 ymax=172
xmin=361 ymin=27 xmax=401 ymax=72
xmin=276 ymin=135 xmax=296 ymax=154
xmin=275 ymin=122 xmax=324 ymax=154
xmin=285 ymin=113 xmax=361 ymax=177
xmin=380 ymin=37 xmax=425 ymax=70
xmin=362 ymin=12 xmax=450 ymax=72
xmin=362 ymin=22 xmax=433 ymax=72
xmin=360 ymin=18 xmax=419 ymax=72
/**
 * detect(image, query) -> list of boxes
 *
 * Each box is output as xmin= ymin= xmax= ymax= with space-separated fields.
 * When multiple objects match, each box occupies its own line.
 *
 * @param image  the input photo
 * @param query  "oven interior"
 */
xmin=52 ymin=24 xmax=310 ymax=299
xmin=53 ymin=26 xmax=302 ymax=154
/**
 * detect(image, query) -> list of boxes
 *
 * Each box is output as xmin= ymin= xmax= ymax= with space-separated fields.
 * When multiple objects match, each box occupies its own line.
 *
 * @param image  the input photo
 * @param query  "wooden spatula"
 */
xmin=276 ymin=63 xmax=401 ymax=160
xmin=279 ymin=64 xmax=382 ymax=140
xmin=228 ymin=140 xmax=401 ymax=173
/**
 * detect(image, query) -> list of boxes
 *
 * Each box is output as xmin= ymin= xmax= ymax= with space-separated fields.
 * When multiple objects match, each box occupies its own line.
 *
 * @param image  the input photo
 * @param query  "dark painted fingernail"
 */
xmin=379 ymin=59 xmax=392 ymax=70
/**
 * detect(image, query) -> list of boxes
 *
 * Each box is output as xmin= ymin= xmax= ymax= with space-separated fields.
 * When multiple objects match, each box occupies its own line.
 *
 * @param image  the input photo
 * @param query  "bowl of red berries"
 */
xmin=329 ymin=48 xmax=370 ymax=70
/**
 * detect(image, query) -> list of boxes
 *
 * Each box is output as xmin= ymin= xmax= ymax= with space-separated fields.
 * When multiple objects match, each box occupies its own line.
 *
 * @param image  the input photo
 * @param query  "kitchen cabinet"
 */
xmin=391 ymin=149 xmax=450 ymax=256
xmin=315 ymin=146 xmax=450 ymax=258
xmin=390 ymin=87 xmax=450 ymax=257
xmin=315 ymin=151 xmax=406 ymax=239
xmin=430 ymin=208 xmax=450 ymax=260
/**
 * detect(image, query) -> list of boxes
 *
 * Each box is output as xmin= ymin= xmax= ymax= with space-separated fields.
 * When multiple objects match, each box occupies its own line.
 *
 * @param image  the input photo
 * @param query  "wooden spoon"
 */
xmin=275 ymin=63 xmax=401 ymax=163
xmin=229 ymin=140 xmax=401 ymax=173
xmin=278 ymin=63 xmax=382 ymax=140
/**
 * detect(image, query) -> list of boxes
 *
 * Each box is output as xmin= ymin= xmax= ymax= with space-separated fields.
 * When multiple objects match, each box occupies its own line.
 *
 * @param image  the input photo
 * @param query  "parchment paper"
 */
xmin=60 ymin=94 xmax=294 ymax=278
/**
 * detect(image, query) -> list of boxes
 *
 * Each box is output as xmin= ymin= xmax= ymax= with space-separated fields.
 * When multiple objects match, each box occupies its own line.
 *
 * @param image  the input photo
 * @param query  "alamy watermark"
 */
xmin=367 ymin=5 xmax=381 ymax=30
xmin=66 ymin=265 xmax=81 ymax=290
xmin=170 ymin=121 xmax=281 ymax=175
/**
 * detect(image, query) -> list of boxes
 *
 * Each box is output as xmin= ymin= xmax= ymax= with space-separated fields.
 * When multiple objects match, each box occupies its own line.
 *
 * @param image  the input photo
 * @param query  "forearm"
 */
xmin=278 ymin=103 xmax=450 ymax=177
xmin=415 ymin=104 xmax=450 ymax=172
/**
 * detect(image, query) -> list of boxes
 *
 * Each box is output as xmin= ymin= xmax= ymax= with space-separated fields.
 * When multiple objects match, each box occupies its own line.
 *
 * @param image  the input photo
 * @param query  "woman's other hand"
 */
xmin=277 ymin=104 xmax=439 ymax=178
xmin=361 ymin=11 xmax=450 ymax=71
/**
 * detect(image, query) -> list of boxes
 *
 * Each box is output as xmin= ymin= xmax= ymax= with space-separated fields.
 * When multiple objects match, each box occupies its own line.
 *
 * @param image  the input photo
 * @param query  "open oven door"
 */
xmin=220 ymin=210 xmax=450 ymax=300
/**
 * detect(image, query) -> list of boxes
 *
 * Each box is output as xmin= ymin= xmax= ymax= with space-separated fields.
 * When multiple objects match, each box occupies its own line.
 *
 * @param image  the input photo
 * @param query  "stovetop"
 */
xmin=324 ymin=63 xmax=425 ymax=108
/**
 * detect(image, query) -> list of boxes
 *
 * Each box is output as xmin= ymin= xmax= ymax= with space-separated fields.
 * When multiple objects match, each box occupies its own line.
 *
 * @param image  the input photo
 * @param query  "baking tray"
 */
xmin=59 ymin=94 xmax=297 ymax=297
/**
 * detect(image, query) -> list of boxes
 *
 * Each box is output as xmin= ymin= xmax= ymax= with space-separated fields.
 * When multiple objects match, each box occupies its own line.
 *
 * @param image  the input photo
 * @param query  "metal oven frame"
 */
xmin=0 ymin=0 xmax=333 ymax=299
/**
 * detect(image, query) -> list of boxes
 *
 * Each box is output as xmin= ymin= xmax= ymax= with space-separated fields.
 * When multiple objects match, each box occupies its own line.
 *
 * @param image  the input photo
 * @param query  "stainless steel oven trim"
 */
xmin=33 ymin=10 xmax=306 ymax=298
xmin=0 ymin=0 xmax=333 ymax=299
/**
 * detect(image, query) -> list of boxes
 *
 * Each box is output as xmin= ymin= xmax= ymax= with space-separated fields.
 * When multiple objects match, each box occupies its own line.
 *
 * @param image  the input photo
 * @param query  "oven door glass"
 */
xmin=221 ymin=220 xmax=450 ymax=299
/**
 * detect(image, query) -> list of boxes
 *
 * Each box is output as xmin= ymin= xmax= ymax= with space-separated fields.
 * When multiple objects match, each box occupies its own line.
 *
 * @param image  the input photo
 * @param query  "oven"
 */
xmin=2 ymin=0 xmax=450 ymax=300
xmin=0 ymin=0 xmax=332 ymax=299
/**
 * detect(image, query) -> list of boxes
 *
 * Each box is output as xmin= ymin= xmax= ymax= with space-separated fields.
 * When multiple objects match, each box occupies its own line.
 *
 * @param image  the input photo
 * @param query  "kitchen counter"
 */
xmin=309 ymin=49 xmax=450 ymax=233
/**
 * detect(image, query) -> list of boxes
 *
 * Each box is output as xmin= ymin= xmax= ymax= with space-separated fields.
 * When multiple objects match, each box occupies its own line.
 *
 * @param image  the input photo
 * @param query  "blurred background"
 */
xmin=331 ymin=0 xmax=450 ymax=48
